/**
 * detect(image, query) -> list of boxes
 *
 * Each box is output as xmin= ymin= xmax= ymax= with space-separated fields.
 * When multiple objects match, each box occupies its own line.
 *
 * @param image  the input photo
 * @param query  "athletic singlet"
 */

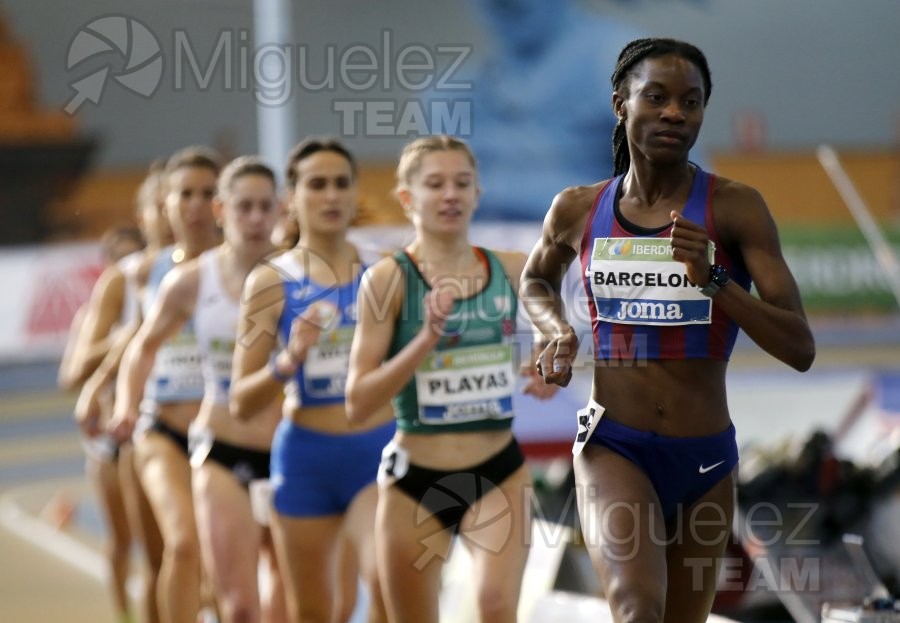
xmin=389 ymin=248 xmax=518 ymax=434
xmin=118 ymin=251 xmax=142 ymax=327
xmin=194 ymin=249 xmax=238 ymax=406
xmin=270 ymin=251 xmax=364 ymax=409
xmin=140 ymin=246 xmax=205 ymax=405
xmin=579 ymin=167 xmax=750 ymax=361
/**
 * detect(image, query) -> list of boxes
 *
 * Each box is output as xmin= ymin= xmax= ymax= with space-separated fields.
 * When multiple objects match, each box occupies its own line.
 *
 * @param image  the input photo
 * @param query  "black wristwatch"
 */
xmin=699 ymin=264 xmax=729 ymax=298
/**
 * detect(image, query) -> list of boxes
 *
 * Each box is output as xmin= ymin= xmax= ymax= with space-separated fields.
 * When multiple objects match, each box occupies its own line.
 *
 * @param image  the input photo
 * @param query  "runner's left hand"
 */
xmin=670 ymin=210 xmax=712 ymax=286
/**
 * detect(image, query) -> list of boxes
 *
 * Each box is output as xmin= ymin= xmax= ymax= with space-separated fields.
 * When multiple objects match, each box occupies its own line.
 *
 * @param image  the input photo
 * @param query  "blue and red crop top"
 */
xmin=579 ymin=167 xmax=751 ymax=361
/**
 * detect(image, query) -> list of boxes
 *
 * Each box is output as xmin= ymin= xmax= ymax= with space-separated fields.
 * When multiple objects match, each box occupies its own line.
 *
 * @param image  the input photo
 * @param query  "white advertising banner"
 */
xmin=0 ymin=242 xmax=103 ymax=362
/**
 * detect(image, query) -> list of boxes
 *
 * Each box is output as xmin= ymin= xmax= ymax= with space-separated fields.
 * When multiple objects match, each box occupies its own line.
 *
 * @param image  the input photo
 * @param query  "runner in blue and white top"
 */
xmin=109 ymin=147 xmax=222 ymax=623
xmin=231 ymin=138 xmax=393 ymax=623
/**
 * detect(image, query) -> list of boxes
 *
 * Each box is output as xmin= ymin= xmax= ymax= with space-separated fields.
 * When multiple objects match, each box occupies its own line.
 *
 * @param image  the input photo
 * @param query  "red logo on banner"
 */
xmin=26 ymin=263 xmax=103 ymax=339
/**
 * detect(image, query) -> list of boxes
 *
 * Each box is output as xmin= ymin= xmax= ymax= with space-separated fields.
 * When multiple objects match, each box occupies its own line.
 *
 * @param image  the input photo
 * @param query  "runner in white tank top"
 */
xmin=117 ymin=156 xmax=286 ymax=623
xmin=110 ymin=148 xmax=222 ymax=623
xmin=187 ymin=159 xmax=287 ymax=623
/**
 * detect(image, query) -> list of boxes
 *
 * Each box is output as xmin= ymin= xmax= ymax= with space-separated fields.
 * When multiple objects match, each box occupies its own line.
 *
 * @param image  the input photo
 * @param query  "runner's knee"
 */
xmin=606 ymin=576 xmax=664 ymax=623
xmin=219 ymin=595 xmax=259 ymax=623
xmin=477 ymin=580 xmax=518 ymax=620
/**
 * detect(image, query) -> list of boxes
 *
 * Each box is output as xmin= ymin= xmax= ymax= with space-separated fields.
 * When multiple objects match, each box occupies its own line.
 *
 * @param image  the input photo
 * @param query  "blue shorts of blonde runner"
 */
xmin=270 ymin=418 xmax=396 ymax=517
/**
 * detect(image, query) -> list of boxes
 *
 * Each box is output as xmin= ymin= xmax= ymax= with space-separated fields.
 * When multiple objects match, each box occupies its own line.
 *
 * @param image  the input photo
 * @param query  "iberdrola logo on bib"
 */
xmin=432 ymin=354 xmax=453 ymax=370
xmin=608 ymin=240 xmax=633 ymax=256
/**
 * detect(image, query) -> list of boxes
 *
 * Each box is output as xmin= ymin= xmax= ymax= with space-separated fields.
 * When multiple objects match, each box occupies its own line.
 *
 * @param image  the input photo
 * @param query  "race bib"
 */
xmin=188 ymin=424 xmax=214 ymax=469
xmin=303 ymin=326 xmax=354 ymax=398
xmin=585 ymin=237 xmax=715 ymax=326
xmin=572 ymin=400 xmax=605 ymax=457
xmin=249 ymin=479 xmax=273 ymax=526
xmin=205 ymin=338 xmax=235 ymax=395
xmin=134 ymin=409 xmax=156 ymax=440
xmin=153 ymin=332 xmax=204 ymax=398
xmin=415 ymin=342 xmax=514 ymax=425
xmin=377 ymin=439 xmax=409 ymax=485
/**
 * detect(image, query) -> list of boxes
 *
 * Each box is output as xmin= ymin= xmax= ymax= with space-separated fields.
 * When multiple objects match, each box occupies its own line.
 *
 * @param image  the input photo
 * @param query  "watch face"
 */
xmin=711 ymin=264 xmax=729 ymax=286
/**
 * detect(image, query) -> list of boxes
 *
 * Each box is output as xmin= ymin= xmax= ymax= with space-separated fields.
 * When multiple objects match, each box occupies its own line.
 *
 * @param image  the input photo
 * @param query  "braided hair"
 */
xmin=610 ymin=38 xmax=713 ymax=177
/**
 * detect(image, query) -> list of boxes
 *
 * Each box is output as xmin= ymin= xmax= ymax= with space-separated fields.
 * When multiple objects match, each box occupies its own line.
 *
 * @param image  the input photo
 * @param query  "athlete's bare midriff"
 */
xmin=396 ymin=428 xmax=514 ymax=470
xmin=193 ymin=401 xmax=279 ymax=451
xmin=592 ymin=359 xmax=730 ymax=437
xmin=287 ymin=402 xmax=394 ymax=434
xmin=157 ymin=400 xmax=203 ymax=434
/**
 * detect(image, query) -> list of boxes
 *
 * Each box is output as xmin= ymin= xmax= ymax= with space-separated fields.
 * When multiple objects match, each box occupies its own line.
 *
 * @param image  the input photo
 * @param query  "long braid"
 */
xmin=612 ymin=117 xmax=629 ymax=178
xmin=609 ymin=38 xmax=713 ymax=177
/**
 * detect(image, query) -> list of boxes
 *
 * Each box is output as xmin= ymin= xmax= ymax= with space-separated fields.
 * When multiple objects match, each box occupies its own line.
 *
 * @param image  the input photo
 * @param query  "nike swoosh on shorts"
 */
xmin=698 ymin=460 xmax=725 ymax=474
